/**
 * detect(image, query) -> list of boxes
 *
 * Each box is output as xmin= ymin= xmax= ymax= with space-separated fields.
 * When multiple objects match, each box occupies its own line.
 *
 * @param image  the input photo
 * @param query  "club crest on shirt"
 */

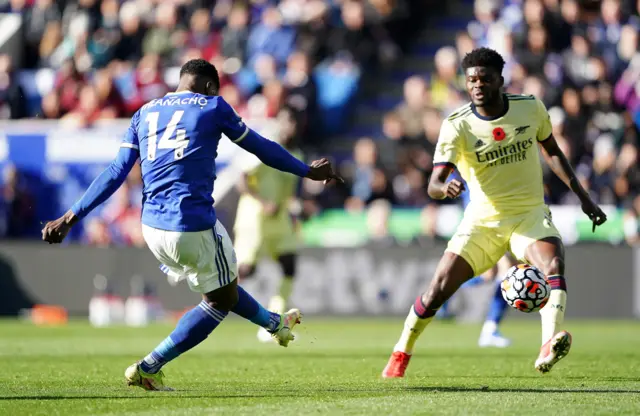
xmin=515 ymin=125 xmax=530 ymax=136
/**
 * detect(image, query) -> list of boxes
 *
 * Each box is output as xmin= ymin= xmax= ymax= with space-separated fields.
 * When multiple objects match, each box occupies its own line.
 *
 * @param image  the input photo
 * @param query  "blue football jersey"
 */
xmin=121 ymin=92 xmax=249 ymax=232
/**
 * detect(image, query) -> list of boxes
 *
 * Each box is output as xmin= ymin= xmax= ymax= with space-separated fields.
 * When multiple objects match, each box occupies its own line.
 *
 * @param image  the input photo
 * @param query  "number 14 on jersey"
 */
xmin=146 ymin=111 xmax=190 ymax=161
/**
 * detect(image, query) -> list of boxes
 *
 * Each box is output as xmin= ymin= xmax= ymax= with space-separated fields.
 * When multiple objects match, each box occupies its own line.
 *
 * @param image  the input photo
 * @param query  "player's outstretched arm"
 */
xmin=428 ymin=164 xmax=465 ymax=200
xmin=234 ymin=129 xmax=341 ymax=183
xmin=539 ymin=135 xmax=607 ymax=231
xmin=41 ymin=147 xmax=138 ymax=244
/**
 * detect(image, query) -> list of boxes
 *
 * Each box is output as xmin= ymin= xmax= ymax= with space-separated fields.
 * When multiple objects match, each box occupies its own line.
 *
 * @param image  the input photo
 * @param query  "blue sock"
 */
xmin=232 ymin=286 xmax=281 ymax=332
xmin=461 ymin=276 xmax=484 ymax=289
xmin=486 ymin=280 xmax=508 ymax=326
xmin=140 ymin=300 xmax=227 ymax=374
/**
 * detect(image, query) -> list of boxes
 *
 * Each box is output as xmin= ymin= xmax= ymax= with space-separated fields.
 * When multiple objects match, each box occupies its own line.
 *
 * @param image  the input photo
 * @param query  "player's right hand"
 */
xmin=306 ymin=158 xmax=343 ymax=185
xmin=42 ymin=210 xmax=77 ymax=244
xmin=442 ymin=179 xmax=465 ymax=199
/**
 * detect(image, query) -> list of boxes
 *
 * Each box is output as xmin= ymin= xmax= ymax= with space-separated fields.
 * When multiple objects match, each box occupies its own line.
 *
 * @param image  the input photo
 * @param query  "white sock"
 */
xmin=393 ymin=306 xmax=433 ymax=354
xmin=539 ymin=289 xmax=567 ymax=345
xmin=481 ymin=320 xmax=498 ymax=337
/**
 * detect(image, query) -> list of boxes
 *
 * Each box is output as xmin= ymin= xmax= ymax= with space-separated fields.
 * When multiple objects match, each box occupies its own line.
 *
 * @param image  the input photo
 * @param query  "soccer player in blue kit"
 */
xmin=41 ymin=59 xmax=341 ymax=391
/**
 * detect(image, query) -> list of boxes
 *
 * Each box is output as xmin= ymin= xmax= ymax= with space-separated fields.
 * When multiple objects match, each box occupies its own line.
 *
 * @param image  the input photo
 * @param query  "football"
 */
xmin=500 ymin=264 xmax=550 ymax=313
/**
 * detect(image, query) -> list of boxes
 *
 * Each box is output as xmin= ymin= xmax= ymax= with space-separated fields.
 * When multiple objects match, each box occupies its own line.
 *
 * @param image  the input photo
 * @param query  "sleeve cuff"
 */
xmin=538 ymin=134 xmax=552 ymax=143
xmin=434 ymin=162 xmax=457 ymax=170
xmin=232 ymin=127 xmax=250 ymax=143
xmin=121 ymin=143 xmax=139 ymax=150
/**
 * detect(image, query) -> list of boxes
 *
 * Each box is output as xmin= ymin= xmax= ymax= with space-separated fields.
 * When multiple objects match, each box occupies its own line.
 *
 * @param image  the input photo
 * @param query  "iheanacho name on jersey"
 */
xmin=143 ymin=96 xmax=210 ymax=109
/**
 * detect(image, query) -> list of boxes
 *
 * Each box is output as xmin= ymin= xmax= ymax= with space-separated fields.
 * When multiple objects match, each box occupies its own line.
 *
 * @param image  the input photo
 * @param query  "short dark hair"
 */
xmin=461 ymin=47 xmax=505 ymax=74
xmin=180 ymin=59 xmax=220 ymax=89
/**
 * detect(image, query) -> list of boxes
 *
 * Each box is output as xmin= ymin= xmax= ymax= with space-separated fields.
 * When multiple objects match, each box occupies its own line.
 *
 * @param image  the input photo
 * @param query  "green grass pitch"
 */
xmin=0 ymin=318 xmax=639 ymax=415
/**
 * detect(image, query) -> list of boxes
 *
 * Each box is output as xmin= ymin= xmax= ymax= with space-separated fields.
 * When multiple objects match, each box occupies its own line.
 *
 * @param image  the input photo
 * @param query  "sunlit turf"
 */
xmin=0 ymin=318 xmax=639 ymax=415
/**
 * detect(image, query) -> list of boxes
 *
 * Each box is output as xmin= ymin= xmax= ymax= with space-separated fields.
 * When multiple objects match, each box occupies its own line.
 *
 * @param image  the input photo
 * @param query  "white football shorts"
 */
xmin=142 ymin=220 xmax=238 ymax=294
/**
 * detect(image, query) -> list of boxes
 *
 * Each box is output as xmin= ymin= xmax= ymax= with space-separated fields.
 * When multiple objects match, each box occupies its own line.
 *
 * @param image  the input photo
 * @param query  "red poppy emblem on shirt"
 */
xmin=492 ymin=127 xmax=506 ymax=141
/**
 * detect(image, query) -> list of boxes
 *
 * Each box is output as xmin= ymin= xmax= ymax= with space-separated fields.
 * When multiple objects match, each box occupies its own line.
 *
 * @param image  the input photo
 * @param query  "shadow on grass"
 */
xmin=2 ymin=386 xmax=640 ymax=401
xmin=404 ymin=386 xmax=640 ymax=394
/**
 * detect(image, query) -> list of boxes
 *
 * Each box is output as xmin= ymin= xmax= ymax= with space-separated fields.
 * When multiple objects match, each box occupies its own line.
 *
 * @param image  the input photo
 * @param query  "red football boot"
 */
xmin=382 ymin=351 xmax=412 ymax=378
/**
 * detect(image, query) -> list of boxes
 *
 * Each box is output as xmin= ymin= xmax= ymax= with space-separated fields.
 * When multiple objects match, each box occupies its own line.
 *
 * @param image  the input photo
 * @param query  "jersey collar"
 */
xmin=470 ymin=94 xmax=509 ymax=121
xmin=165 ymin=91 xmax=193 ymax=96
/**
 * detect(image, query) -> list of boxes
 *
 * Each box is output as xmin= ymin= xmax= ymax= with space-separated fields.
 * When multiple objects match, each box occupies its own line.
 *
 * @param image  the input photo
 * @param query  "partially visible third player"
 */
xmin=383 ymin=47 xmax=607 ymax=377
xmin=234 ymin=106 xmax=303 ymax=343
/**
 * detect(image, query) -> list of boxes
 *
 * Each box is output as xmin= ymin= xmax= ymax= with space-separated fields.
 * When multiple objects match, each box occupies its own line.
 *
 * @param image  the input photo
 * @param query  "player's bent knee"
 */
xmin=203 ymin=279 xmax=239 ymax=312
xmin=277 ymin=253 xmax=297 ymax=278
xmin=541 ymin=256 xmax=564 ymax=276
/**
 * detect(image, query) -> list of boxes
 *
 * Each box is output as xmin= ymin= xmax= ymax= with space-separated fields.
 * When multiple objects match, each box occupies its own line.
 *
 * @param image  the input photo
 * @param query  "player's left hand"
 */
xmin=580 ymin=197 xmax=607 ymax=232
xmin=42 ymin=211 xmax=78 ymax=244
xmin=307 ymin=158 xmax=343 ymax=185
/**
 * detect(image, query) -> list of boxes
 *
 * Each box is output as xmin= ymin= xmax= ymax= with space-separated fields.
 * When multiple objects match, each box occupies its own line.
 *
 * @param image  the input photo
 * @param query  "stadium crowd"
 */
xmin=302 ymin=0 xmax=640 ymax=245
xmin=0 ymin=0 xmax=414 ymax=131
xmin=0 ymin=0 xmax=421 ymax=244
xmin=0 ymin=0 xmax=638 ymax=245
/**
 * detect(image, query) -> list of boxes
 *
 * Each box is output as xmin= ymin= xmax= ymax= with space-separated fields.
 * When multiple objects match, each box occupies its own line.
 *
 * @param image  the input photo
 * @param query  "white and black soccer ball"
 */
xmin=500 ymin=264 xmax=550 ymax=313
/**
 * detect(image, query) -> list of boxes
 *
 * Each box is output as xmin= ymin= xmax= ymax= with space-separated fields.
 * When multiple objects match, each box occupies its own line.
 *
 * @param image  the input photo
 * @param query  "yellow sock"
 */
xmin=278 ymin=276 xmax=294 ymax=303
xmin=539 ymin=289 xmax=567 ymax=345
xmin=393 ymin=306 xmax=433 ymax=354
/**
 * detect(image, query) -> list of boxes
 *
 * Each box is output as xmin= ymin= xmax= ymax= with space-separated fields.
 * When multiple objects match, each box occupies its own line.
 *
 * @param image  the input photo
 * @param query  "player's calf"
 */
xmin=383 ymin=253 xmax=474 ymax=378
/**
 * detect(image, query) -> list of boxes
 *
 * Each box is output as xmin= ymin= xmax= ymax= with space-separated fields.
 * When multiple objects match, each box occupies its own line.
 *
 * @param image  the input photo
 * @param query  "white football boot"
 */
xmin=270 ymin=309 xmax=302 ymax=347
xmin=478 ymin=331 xmax=512 ymax=348
xmin=535 ymin=330 xmax=572 ymax=373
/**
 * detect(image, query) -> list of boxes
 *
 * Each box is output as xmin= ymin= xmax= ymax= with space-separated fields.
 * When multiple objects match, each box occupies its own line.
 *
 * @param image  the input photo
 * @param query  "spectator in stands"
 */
xmin=563 ymin=30 xmax=596 ymax=87
xmin=430 ymin=46 xmax=465 ymax=113
xmin=345 ymin=138 xmax=395 ymax=211
xmin=49 ymin=9 xmax=92 ymax=70
xmin=295 ymin=1 xmax=330 ymax=62
xmin=88 ymin=28 xmax=120 ymax=69
xmin=0 ymin=164 xmax=34 ymax=239
xmin=467 ymin=0 xmax=500 ymax=47
xmin=84 ymin=218 xmax=112 ymax=247
xmin=23 ymin=0 xmax=61 ymax=68
xmin=366 ymin=199 xmax=396 ymax=246
xmin=623 ymin=194 xmax=640 ymax=245
xmin=93 ymin=68 xmax=125 ymax=118
xmin=101 ymin=183 xmax=143 ymax=246
xmin=143 ymin=3 xmax=182 ymax=63
xmin=60 ymin=84 xmax=107 ymax=127
xmin=455 ymin=31 xmax=476 ymax=61
xmin=62 ymin=0 xmax=100 ymax=37
xmin=219 ymin=84 xmax=247 ymax=117
xmin=379 ymin=112 xmax=407 ymax=176
xmin=612 ymin=24 xmax=640 ymax=80
xmin=52 ymin=59 xmax=86 ymax=115
xmin=246 ymin=6 xmax=296 ymax=68
xmin=327 ymin=0 xmax=376 ymax=66
xmin=187 ymin=8 xmax=219 ymax=62
xmin=395 ymin=76 xmax=429 ymax=139
xmin=283 ymin=51 xmax=317 ymax=134
xmin=115 ymin=2 xmax=146 ymax=63
xmin=221 ymin=5 xmax=250 ymax=65
xmin=40 ymin=91 xmax=62 ymax=119
xmin=0 ymin=54 xmax=26 ymax=119
xmin=561 ymin=87 xmax=588 ymax=160
xmin=130 ymin=54 xmax=169 ymax=111
xmin=516 ymin=25 xmax=550 ymax=77
xmin=300 ymin=176 xmax=349 ymax=220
